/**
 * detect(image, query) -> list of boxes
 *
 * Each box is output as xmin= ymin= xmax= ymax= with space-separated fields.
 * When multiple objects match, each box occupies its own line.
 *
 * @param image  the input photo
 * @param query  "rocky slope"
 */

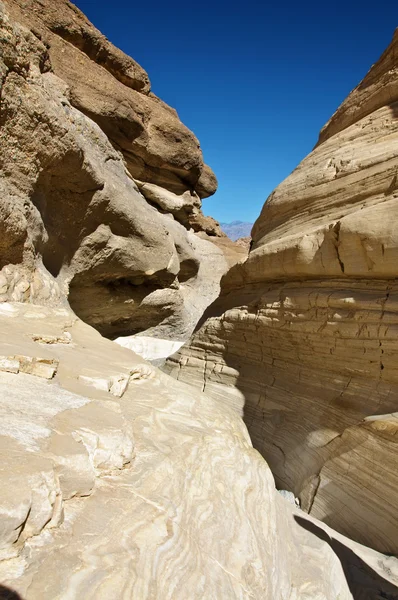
xmin=2 ymin=303 xmax=398 ymax=598
xmin=0 ymin=0 xmax=246 ymax=343
xmin=166 ymin=29 xmax=398 ymax=555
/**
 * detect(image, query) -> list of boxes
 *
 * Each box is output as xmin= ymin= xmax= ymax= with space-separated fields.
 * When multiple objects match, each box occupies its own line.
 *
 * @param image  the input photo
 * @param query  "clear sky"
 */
xmin=74 ymin=0 xmax=396 ymax=223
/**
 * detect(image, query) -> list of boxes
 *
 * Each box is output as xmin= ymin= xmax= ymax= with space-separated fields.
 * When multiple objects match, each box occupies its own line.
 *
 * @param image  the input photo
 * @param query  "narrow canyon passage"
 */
xmin=0 ymin=0 xmax=397 ymax=598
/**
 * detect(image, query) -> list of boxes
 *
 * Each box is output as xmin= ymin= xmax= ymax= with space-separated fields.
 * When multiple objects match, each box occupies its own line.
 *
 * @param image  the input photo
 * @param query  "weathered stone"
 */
xmin=0 ymin=303 xmax=397 ymax=598
xmin=31 ymin=332 xmax=72 ymax=344
xmin=0 ymin=0 xmax=228 ymax=341
xmin=166 ymin=29 xmax=398 ymax=554
xmin=136 ymin=180 xmax=202 ymax=223
xmin=196 ymin=231 xmax=249 ymax=267
xmin=109 ymin=374 xmax=130 ymax=397
xmin=13 ymin=355 xmax=58 ymax=379
xmin=4 ymin=0 xmax=218 ymax=204
xmin=0 ymin=357 xmax=19 ymax=374
xmin=78 ymin=375 xmax=110 ymax=393
xmin=195 ymin=163 xmax=218 ymax=198
xmin=0 ymin=1 xmax=397 ymax=595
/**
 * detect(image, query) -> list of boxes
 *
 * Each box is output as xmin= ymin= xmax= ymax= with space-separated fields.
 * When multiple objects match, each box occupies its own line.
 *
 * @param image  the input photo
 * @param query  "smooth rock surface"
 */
xmin=114 ymin=335 xmax=184 ymax=366
xmin=0 ymin=303 xmax=397 ymax=598
xmin=165 ymin=29 xmax=398 ymax=554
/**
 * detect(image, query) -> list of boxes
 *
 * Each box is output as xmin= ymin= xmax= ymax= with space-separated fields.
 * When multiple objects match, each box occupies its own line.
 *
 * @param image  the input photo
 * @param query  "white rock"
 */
xmin=0 ymin=357 xmax=19 ymax=374
xmin=115 ymin=335 xmax=184 ymax=364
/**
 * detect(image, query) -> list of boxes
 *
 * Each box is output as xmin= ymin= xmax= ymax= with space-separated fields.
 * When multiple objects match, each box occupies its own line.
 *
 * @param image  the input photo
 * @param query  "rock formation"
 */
xmin=1 ymin=1 xmax=398 ymax=597
xmin=2 ymin=302 xmax=398 ymax=598
xmin=166 ymin=29 xmax=398 ymax=555
xmin=0 ymin=0 xmax=247 ymax=343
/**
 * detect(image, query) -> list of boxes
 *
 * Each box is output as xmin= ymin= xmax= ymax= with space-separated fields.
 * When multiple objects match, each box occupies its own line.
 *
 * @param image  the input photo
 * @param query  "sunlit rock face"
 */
xmin=0 ymin=0 xmax=248 ymax=342
xmin=114 ymin=334 xmax=184 ymax=366
xmin=1 ymin=2 xmax=398 ymax=597
xmin=1 ymin=304 xmax=398 ymax=599
xmin=165 ymin=29 xmax=398 ymax=554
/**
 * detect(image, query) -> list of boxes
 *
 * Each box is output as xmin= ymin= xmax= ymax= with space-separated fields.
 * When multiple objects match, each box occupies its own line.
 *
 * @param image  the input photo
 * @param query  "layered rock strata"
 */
xmin=0 ymin=0 xmax=242 ymax=342
xmin=166 ymin=29 xmax=398 ymax=554
xmin=0 ymin=1 xmax=398 ymax=595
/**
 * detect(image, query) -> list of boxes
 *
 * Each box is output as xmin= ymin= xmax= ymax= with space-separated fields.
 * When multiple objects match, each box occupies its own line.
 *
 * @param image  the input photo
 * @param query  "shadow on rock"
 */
xmin=294 ymin=515 xmax=398 ymax=599
xmin=0 ymin=586 xmax=23 ymax=600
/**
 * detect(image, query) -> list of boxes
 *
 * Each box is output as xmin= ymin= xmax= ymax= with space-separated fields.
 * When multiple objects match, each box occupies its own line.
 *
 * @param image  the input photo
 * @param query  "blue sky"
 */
xmin=74 ymin=0 xmax=396 ymax=223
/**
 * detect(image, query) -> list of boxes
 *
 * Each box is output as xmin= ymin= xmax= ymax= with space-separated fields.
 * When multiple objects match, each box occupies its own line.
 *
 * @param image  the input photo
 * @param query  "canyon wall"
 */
xmin=1 ymin=1 xmax=397 ymax=597
xmin=0 ymin=0 xmax=245 ymax=342
xmin=166 ymin=29 xmax=398 ymax=555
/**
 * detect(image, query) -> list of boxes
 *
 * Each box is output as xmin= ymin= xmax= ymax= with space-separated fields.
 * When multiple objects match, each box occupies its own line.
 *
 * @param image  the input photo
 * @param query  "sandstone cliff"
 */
xmin=166 ymin=29 xmax=398 ymax=555
xmin=0 ymin=0 xmax=245 ymax=343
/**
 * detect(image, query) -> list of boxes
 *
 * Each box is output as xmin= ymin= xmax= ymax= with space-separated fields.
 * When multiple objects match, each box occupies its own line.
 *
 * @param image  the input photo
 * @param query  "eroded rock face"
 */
xmin=165 ymin=29 xmax=398 ymax=554
xmin=5 ymin=0 xmax=216 ymax=198
xmin=0 ymin=0 xmax=231 ymax=340
xmin=0 ymin=2 xmax=397 ymax=593
xmin=1 ymin=303 xmax=398 ymax=598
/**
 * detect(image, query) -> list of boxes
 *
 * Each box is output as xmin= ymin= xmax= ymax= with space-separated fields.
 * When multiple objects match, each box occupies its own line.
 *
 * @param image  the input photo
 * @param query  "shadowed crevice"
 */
xmin=0 ymin=585 xmax=23 ymax=600
xmin=294 ymin=516 xmax=398 ymax=599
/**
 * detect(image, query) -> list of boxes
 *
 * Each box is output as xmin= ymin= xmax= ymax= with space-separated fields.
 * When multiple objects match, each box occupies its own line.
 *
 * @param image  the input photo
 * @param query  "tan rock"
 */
xmin=318 ymin=28 xmax=398 ymax=144
xmin=1 ymin=303 xmax=397 ymax=598
xmin=196 ymin=231 xmax=250 ymax=267
xmin=0 ymin=437 xmax=63 ymax=561
xmin=136 ymin=180 xmax=202 ymax=228
xmin=0 ymin=0 xmax=397 ymax=595
xmin=166 ymin=29 xmax=398 ymax=553
xmin=187 ymin=210 xmax=224 ymax=236
xmin=109 ymin=373 xmax=130 ymax=397
xmin=0 ymin=1 xmax=227 ymax=341
xmin=12 ymin=355 xmax=59 ymax=379
xmin=235 ymin=236 xmax=251 ymax=250
xmin=0 ymin=354 xmax=59 ymax=379
xmin=78 ymin=375 xmax=110 ymax=394
xmin=196 ymin=163 xmax=218 ymax=198
xmin=78 ymin=373 xmax=131 ymax=397
xmin=31 ymin=332 xmax=72 ymax=344
xmin=0 ymin=357 xmax=19 ymax=374
xmin=4 ymin=0 xmax=218 ymax=205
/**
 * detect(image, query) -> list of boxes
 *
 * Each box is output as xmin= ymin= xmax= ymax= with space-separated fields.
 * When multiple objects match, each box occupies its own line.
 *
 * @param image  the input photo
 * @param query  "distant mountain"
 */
xmin=220 ymin=221 xmax=253 ymax=241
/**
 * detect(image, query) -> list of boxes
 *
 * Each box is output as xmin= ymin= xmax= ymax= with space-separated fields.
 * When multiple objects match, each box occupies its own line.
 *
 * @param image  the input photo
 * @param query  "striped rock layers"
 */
xmin=165 ymin=29 xmax=398 ymax=555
